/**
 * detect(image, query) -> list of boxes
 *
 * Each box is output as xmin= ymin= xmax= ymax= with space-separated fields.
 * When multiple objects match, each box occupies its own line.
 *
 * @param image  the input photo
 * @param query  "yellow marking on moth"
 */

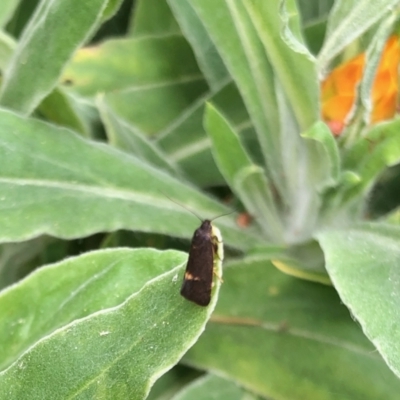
xmin=213 ymin=268 xmax=224 ymax=283
xmin=184 ymin=272 xmax=200 ymax=281
xmin=211 ymin=224 xmax=224 ymax=262
xmin=211 ymin=224 xmax=224 ymax=283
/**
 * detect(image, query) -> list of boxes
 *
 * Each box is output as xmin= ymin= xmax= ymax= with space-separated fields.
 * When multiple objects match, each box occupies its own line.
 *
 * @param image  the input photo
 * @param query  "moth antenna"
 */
xmin=160 ymin=191 xmax=236 ymax=222
xmin=160 ymin=192 xmax=203 ymax=222
xmin=210 ymin=209 xmax=237 ymax=222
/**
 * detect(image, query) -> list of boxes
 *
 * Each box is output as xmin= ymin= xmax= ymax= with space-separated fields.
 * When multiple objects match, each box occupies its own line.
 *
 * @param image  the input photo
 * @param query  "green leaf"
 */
xmin=189 ymin=0 xmax=285 ymax=195
xmin=234 ymin=166 xmax=285 ymax=242
xmin=204 ymin=102 xmax=284 ymax=242
xmin=359 ymin=15 xmax=397 ymax=123
xmin=0 ymin=248 xmax=222 ymax=399
xmin=184 ymin=256 xmax=400 ymax=399
xmin=129 ymin=0 xmax=181 ymax=36
xmin=384 ymin=207 xmax=400 ymax=224
xmin=63 ymin=35 xmax=208 ymax=135
xmin=204 ymin=103 xmax=253 ymax=180
xmin=147 ymin=366 xmax=201 ymax=400
xmin=318 ymin=0 xmax=400 ymax=72
xmin=0 ymin=30 xmax=15 ymax=71
xmin=297 ymin=0 xmax=334 ymax=23
xmin=172 ymin=374 xmax=259 ymax=400
xmin=0 ymin=248 xmax=184 ymax=369
xmin=101 ymin=0 xmax=125 ymax=23
xmin=98 ymin=97 xmax=180 ymax=176
xmin=271 ymin=239 xmax=330 ymax=284
xmin=167 ymin=0 xmax=229 ymax=90
xmin=272 ymin=257 xmax=330 ymax=285
xmin=38 ymin=88 xmax=88 ymax=136
xmin=342 ymin=119 xmax=400 ymax=202
xmin=0 ymin=0 xmax=20 ymax=28
xmin=243 ymin=0 xmax=320 ymax=130
xmin=0 ymin=0 xmax=110 ymax=114
xmin=63 ymin=35 xmax=202 ymax=97
xmin=0 ymin=237 xmax=51 ymax=289
xmin=303 ymin=16 xmax=329 ymax=55
xmin=0 ymin=108 xmax=261 ymax=250
xmin=156 ymin=80 xmax=253 ymax=187
xmin=301 ymin=120 xmax=341 ymax=189
xmin=317 ymin=223 xmax=400 ymax=379
xmin=268 ymin=82 xmax=323 ymax=244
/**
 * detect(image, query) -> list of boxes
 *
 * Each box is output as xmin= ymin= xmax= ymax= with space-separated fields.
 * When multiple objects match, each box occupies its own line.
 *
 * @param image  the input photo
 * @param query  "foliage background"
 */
xmin=1 ymin=0 xmax=400 ymax=399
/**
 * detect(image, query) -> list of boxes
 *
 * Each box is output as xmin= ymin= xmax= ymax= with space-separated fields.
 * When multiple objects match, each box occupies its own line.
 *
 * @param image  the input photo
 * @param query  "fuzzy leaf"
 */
xmin=0 ymin=248 xmax=222 ymax=399
xmin=167 ymin=0 xmax=229 ymax=90
xmin=98 ymin=97 xmax=180 ymax=176
xmin=184 ymin=256 xmax=400 ymax=399
xmin=318 ymin=223 xmax=400 ymax=380
xmin=0 ymin=108 xmax=262 ymax=250
xmin=319 ymin=0 xmax=399 ymax=72
xmin=63 ymin=35 xmax=208 ymax=135
xmin=204 ymin=102 xmax=284 ymax=241
xmin=0 ymin=0 xmax=110 ymax=114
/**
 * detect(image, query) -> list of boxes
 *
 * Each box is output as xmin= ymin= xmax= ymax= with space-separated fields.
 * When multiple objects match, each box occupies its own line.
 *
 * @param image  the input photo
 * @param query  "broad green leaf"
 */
xmin=204 ymin=103 xmax=253 ymax=180
xmin=38 ymin=88 xmax=88 ymax=136
xmin=271 ymin=238 xmax=330 ymax=284
xmin=0 ymin=0 xmax=20 ymax=27
xmin=184 ymin=256 xmax=400 ymax=399
xmin=156 ymin=80 xmax=256 ymax=187
xmin=204 ymin=103 xmax=284 ymax=242
xmin=342 ymin=119 xmax=400 ymax=202
xmin=301 ymin=120 xmax=341 ymax=189
xmin=98 ymin=97 xmax=180 ymax=176
xmin=147 ymin=365 xmax=201 ymax=400
xmin=189 ymin=0 xmax=286 ymax=196
xmin=268 ymin=80 xmax=324 ymax=244
xmin=344 ymin=119 xmax=400 ymax=171
xmin=297 ymin=0 xmax=334 ymax=23
xmin=317 ymin=171 xmax=362 ymax=225
xmin=172 ymin=374 xmax=260 ymax=400
xmin=101 ymin=0 xmax=125 ymax=23
xmin=244 ymin=0 xmax=320 ymax=130
xmin=63 ymin=36 xmax=201 ymax=97
xmin=325 ymin=119 xmax=400 ymax=218
xmin=105 ymin=79 xmax=208 ymax=136
xmin=0 ymin=108 xmax=261 ymax=250
xmin=0 ymin=0 xmax=110 ymax=115
xmin=384 ymin=207 xmax=400 ymax=224
xmin=303 ymin=17 xmax=328 ymax=55
xmin=0 ymin=30 xmax=15 ymax=70
xmin=167 ymin=0 xmax=229 ymax=90
xmin=0 ymin=248 xmax=222 ymax=399
xmin=0 ymin=248 xmax=186 ymax=370
xmin=129 ymin=0 xmax=181 ymax=36
xmin=359 ymin=15 xmax=397 ymax=123
xmin=318 ymin=0 xmax=400 ymax=73
xmin=272 ymin=257 xmax=330 ymax=285
xmin=63 ymin=35 xmax=208 ymax=135
xmin=366 ymin=163 xmax=400 ymax=219
xmin=272 ymin=79 xmax=325 ymax=243
xmin=317 ymin=223 xmax=400 ymax=379
xmin=324 ymin=0 xmax=357 ymax=38
xmin=0 ymin=237 xmax=51 ymax=289
xmin=5 ymin=0 xmax=40 ymax=39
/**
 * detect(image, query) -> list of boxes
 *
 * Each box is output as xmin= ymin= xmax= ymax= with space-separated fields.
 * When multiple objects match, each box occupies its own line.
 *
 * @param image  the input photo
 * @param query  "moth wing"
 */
xmin=181 ymin=229 xmax=214 ymax=306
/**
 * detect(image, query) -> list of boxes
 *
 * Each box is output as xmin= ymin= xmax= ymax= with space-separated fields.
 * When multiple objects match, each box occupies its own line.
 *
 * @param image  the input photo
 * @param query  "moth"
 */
xmin=180 ymin=219 xmax=223 ymax=306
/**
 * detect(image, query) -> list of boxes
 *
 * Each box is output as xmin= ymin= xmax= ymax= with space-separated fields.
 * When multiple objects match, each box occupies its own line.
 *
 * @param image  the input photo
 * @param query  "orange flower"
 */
xmin=321 ymin=35 xmax=400 ymax=135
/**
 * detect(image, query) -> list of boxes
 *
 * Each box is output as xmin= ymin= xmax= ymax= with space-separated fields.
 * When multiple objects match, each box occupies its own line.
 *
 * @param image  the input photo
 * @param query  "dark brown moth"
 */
xmin=180 ymin=219 xmax=223 ymax=306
